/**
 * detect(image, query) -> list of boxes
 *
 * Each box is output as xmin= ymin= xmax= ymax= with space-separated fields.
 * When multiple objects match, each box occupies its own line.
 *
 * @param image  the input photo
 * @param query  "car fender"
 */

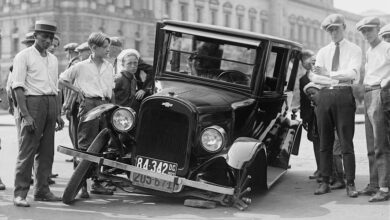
xmin=226 ymin=137 xmax=265 ymax=170
xmin=81 ymin=103 xmax=119 ymax=122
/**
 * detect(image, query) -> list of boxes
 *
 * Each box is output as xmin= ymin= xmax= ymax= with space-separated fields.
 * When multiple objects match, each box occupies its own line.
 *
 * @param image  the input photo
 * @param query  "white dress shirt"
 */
xmin=364 ymin=41 xmax=390 ymax=86
xmin=60 ymin=56 xmax=114 ymax=99
xmin=11 ymin=46 xmax=59 ymax=95
xmin=310 ymin=39 xmax=362 ymax=86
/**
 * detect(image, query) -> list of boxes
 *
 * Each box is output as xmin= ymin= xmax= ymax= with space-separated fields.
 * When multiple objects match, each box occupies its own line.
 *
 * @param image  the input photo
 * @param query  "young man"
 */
xmin=379 ymin=24 xmax=390 ymax=43
xmin=299 ymin=50 xmax=321 ymax=180
xmin=11 ymin=20 xmax=64 ymax=207
xmin=60 ymin=32 xmax=115 ymax=196
xmin=356 ymin=16 xmax=390 ymax=202
xmin=310 ymin=14 xmax=362 ymax=197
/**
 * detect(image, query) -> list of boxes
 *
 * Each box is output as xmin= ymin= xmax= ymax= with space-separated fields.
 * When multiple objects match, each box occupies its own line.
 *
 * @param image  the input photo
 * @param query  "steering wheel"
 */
xmin=217 ymin=70 xmax=250 ymax=85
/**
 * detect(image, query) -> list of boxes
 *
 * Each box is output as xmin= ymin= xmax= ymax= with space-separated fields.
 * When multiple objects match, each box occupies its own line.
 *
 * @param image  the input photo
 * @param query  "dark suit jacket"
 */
xmin=299 ymin=71 xmax=318 ymax=141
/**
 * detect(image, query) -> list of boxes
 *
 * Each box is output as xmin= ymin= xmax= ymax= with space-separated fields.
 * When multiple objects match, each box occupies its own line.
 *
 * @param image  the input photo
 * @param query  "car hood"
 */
xmin=156 ymin=81 xmax=250 ymax=111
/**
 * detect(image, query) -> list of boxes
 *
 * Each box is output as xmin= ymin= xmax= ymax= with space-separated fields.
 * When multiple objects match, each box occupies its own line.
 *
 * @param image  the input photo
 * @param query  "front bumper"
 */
xmin=57 ymin=146 xmax=234 ymax=195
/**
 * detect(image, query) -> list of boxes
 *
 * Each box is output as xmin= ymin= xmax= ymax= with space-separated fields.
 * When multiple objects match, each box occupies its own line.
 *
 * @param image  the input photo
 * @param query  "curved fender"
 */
xmin=81 ymin=103 xmax=119 ymax=122
xmin=226 ymin=137 xmax=265 ymax=170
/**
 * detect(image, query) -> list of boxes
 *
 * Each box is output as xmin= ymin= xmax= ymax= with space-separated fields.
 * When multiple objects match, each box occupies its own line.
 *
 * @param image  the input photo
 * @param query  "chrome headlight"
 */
xmin=111 ymin=107 xmax=136 ymax=132
xmin=200 ymin=125 xmax=227 ymax=153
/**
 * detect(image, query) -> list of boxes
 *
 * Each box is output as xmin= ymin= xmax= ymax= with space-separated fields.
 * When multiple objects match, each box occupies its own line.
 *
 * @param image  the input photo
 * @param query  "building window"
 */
xmin=249 ymin=8 xmax=257 ymax=32
xmin=0 ymin=35 xmax=2 ymax=59
xmin=290 ymin=24 xmax=295 ymax=40
xmin=298 ymin=24 xmax=303 ymax=41
xmin=224 ymin=12 xmax=231 ymax=27
xmin=313 ymin=28 xmax=318 ymax=45
xmin=164 ymin=0 xmax=171 ymax=18
xmin=135 ymin=31 xmax=141 ymax=52
xmin=180 ymin=3 xmax=188 ymax=21
xmin=12 ymin=27 xmax=18 ymax=56
xmin=261 ymin=19 xmax=267 ymax=34
xmin=196 ymin=7 xmax=203 ymax=23
xmin=237 ymin=15 xmax=243 ymax=29
xmin=306 ymin=26 xmax=311 ymax=43
xmin=211 ymin=10 xmax=217 ymax=25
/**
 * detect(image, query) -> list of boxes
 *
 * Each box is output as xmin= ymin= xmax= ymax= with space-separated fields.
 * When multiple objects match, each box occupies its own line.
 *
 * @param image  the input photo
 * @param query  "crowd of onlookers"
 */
xmin=299 ymin=14 xmax=390 ymax=202
xmin=0 ymin=20 xmax=153 ymax=207
xmin=1 ymin=14 xmax=390 ymax=208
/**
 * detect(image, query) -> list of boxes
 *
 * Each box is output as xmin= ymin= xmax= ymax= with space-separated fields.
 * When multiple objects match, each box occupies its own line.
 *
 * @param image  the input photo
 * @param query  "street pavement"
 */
xmin=0 ymin=112 xmax=389 ymax=220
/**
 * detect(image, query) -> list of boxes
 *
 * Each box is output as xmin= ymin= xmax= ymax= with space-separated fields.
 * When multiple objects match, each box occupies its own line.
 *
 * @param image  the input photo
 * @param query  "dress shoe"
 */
xmin=0 ymin=178 xmax=5 ymax=190
xmin=368 ymin=190 xmax=389 ymax=202
xmin=50 ymin=173 xmax=58 ymax=178
xmin=309 ymin=170 xmax=320 ymax=180
xmin=358 ymin=184 xmax=379 ymax=196
xmin=79 ymin=186 xmax=90 ymax=199
xmin=346 ymin=185 xmax=358 ymax=198
xmin=90 ymin=182 xmax=114 ymax=195
xmin=330 ymin=180 xmax=346 ymax=190
xmin=48 ymin=178 xmax=55 ymax=185
xmin=34 ymin=192 xmax=62 ymax=202
xmin=65 ymin=158 xmax=74 ymax=162
xmin=13 ymin=196 xmax=30 ymax=207
xmin=314 ymin=183 xmax=330 ymax=195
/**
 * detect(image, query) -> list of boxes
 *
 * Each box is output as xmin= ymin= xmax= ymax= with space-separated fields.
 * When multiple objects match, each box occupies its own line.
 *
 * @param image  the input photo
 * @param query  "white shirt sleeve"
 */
xmin=59 ymin=63 xmax=78 ymax=83
xmin=11 ymin=52 xmax=28 ymax=90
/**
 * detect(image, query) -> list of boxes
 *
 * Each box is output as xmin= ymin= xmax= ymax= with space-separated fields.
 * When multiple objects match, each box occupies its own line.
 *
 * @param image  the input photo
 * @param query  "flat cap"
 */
xmin=110 ymin=36 xmax=123 ymax=47
xmin=303 ymin=82 xmax=323 ymax=95
xmin=75 ymin=42 xmax=90 ymax=52
xmin=34 ymin=20 xmax=57 ymax=34
xmin=379 ymin=23 xmax=390 ymax=37
xmin=356 ymin=16 xmax=381 ymax=31
xmin=63 ymin=42 xmax=79 ymax=51
xmin=21 ymin=32 xmax=35 ymax=45
xmin=321 ymin=14 xmax=345 ymax=31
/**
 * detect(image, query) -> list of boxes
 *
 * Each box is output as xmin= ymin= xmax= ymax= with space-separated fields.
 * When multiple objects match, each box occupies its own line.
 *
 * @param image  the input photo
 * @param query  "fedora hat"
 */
xmin=34 ymin=20 xmax=57 ymax=34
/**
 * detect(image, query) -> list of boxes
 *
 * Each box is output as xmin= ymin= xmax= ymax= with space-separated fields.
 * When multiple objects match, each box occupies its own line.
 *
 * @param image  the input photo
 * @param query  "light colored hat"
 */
xmin=21 ymin=32 xmax=34 ymax=45
xmin=34 ymin=20 xmax=57 ymax=34
xmin=321 ymin=14 xmax=345 ymax=31
xmin=356 ymin=16 xmax=381 ymax=31
xmin=117 ymin=49 xmax=140 ymax=61
xmin=303 ymin=82 xmax=323 ymax=95
xmin=110 ymin=36 xmax=124 ymax=47
xmin=379 ymin=23 xmax=390 ymax=37
xmin=63 ymin=42 xmax=78 ymax=51
xmin=75 ymin=42 xmax=90 ymax=52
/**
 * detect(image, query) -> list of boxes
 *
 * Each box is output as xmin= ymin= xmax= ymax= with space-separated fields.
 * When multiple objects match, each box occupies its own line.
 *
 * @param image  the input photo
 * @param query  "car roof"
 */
xmin=163 ymin=20 xmax=302 ymax=49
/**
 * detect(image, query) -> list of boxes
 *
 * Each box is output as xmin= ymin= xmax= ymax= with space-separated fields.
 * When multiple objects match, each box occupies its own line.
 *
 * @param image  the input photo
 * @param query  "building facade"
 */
xmin=0 ymin=0 xmax=377 ymax=88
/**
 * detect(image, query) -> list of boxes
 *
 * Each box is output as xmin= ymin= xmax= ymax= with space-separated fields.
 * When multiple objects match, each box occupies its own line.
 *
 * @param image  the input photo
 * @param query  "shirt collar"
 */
xmin=87 ymin=55 xmax=109 ymax=65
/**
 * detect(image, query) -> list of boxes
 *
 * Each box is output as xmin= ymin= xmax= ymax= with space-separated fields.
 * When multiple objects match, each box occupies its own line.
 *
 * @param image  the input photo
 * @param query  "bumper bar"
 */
xmin=57 ymin=146 xmax=234 ymax=195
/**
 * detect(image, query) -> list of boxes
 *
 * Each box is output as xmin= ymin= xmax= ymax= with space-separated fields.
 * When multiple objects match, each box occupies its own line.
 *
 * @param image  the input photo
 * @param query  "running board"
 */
xmin=267 ymin=166 xmax=287 ymax=189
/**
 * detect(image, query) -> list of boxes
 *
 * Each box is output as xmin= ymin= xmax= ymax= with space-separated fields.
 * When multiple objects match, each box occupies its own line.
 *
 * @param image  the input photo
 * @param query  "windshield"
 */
xmin=164 ymin=33 xmax=257 ymax=87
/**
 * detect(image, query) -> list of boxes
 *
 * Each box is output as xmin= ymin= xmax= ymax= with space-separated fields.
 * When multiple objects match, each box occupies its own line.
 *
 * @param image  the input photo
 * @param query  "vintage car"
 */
xmin=58 ymin=20 xmax=303 ymax=210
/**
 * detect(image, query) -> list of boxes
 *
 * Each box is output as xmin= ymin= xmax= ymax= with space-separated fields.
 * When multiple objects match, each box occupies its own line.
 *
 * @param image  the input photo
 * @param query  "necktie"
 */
xmin=331 ymin=42 xmax=340 ymax=71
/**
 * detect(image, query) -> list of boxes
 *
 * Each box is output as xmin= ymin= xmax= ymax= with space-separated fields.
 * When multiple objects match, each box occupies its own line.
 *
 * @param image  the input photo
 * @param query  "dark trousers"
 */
xmin=312 ymin=138 xmax=320 ymax=171
xmin=316 ymin=87 xmax=356 ymax=182
xmin=14 ymin=96 xmax=57 ymax=198
xmin=68 ymin=102 xmax=79 ymax=150
xmin=77 ymin=98 xmax=108 ymax=151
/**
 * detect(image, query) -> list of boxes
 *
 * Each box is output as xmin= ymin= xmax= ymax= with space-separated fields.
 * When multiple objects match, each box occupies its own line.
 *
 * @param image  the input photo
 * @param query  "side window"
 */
xmin=264 ymin=46 xmax=288 ymax=92
xmin=284 ymin=51 xmax=300 ymax=92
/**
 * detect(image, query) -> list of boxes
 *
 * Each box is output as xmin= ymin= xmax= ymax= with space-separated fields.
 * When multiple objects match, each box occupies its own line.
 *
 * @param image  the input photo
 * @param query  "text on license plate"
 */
xmin=132 ymin=173 xmax=178 ymax=193
xmin=135 ymin=156 xmax=177 ymax=175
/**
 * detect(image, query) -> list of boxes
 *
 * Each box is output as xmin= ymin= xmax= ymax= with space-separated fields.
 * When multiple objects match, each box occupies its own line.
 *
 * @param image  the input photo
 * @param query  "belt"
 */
xmin=85 ymin=96 xmax=110 ymax=101
xmin=364 ymin=85 xmax=381 ymax=92
xmin=26 ymin=94 xmax=56 ymax=97
xmin=324 ymin=86 xmax=351 ymax=90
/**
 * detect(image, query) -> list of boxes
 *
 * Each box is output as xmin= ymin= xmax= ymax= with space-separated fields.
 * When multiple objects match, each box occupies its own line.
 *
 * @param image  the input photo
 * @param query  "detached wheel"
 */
xmin=62 ymin=128 xmax=110 ymax=204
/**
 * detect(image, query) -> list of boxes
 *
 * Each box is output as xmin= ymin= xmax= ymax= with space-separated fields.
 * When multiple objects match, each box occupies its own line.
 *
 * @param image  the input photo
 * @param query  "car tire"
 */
xmin=62 ymin=128 xmax=110 ymax=204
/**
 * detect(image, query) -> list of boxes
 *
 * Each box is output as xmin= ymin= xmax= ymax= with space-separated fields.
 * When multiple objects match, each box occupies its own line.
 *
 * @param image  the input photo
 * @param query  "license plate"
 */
xmin=132 ymin=156 xmax=178 ymax=192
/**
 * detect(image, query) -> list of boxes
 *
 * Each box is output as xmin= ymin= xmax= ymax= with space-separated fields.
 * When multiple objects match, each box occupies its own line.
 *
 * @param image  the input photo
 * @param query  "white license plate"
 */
xmin=132 ymin=156 xmax=178 ymax=192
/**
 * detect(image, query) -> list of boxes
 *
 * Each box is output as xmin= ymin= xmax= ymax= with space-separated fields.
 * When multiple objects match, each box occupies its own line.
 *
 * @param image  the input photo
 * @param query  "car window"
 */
xmin=264 ymin=46 xmax=288 ymax=92
xmin=165 ymin=33 xmax=257 ymax=87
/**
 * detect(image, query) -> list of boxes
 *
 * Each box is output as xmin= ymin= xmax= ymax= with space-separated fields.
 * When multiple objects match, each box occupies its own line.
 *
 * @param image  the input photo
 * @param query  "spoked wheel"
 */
xmin=62 ymin=128 xmax=110 ymax=204
xmin=230 ymin=167 xmax=252 ymax=211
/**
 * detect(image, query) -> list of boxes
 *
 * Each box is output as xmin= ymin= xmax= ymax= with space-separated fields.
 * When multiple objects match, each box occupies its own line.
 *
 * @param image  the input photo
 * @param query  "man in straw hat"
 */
xmin=310 ymin=14 xmax=362 ymax=198
xmin=11 ymin=20 xmax=64 ymax=207
xmin=356 ymin=16 xmax=390 ymax=202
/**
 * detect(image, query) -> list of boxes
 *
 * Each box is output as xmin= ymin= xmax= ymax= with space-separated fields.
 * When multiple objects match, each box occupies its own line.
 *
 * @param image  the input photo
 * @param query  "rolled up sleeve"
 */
xmin=60 ymin=64 xmax=77 ymax=83
xmin=11 ymin=53 xmax=28 ymax=90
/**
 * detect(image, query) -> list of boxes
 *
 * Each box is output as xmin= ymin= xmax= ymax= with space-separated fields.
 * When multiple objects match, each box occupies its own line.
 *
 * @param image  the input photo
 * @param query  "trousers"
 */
xmin=316 ymin=87 xmax=356 ymax=182
xmin=365 ymin=88 xmax=390 ymax=187
xmin=14 ymin=96 xmax=57 ymax=198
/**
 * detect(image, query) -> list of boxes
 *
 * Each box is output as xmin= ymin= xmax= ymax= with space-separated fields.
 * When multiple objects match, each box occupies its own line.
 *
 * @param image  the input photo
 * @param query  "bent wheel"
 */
xmin=62 ymin=128 xmax=110 ymax=204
